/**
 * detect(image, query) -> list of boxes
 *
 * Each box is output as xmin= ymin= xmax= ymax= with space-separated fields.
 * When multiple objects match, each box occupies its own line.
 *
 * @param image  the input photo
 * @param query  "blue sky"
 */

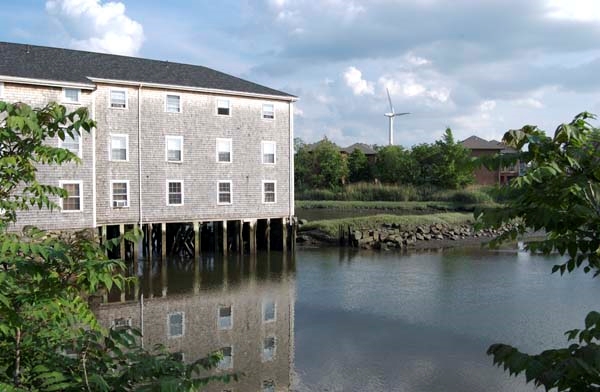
xmin=2 ymin=0 xmax=600 ymax=147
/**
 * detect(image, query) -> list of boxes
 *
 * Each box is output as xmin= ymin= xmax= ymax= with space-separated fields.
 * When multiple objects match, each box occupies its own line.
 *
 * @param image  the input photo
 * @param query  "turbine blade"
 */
xmin=386 ymin=88 xmax=394 ymax=113
xmin=393 ymin=112 xmax=410 ymax=117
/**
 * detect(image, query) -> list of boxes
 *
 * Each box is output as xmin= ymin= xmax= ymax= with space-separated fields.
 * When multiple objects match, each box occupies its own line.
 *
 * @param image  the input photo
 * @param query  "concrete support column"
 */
xmin=193 ymin=221 xmax=201 ymax=260
xmin=161 ymin=222 xmax=167 ymax=260
xmin=266 ymin=218 xmax=271 ymax=252
xmin=119 ymin=224 xmax=125 ymax=260
xmin=222 ymin=220 xmax=228 ymax=256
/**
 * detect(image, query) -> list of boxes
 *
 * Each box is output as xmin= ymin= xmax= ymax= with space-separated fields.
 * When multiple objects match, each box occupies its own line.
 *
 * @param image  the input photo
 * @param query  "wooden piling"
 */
xmin=222 ymin=220 xmax=228 ymax=256
xmin=292 ymin=217 xmax=297 ymax=251
xmin=193 ymin=221 xmax=200 ymax=259
xmin=148 ymin=223 xmax=154 ymax=259
xmin=266 ymin=218 xmax=271 ymax=252
xmin=249 ymin=220 xmax=256 ymax=254
xmin=133 ymin=223 xmax=139 ymax=261
xmin=119 ymin=224 xmax=125 ymax=260
xmin=101 ymin=225 xmax=107 ymax=255
xmin=238 ymin=220 xmax=243 ymax=253
xmin=282 ymin=217 xmax=288 ymax=252
xmin=161 ymin=222 xmax=167 ymax=260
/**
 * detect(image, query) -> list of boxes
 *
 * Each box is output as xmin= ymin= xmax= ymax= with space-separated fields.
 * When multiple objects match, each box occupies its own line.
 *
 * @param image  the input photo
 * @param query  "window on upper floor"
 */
xmin=166 ymin=94 xmax=181 ymax=113
xmin=60 ymin=181 xmax=82 ymax=212
xmin=110 ymin=89 xmax=127 ymax=109
xmin=111 ymin=181 xmax=129 ymax=208
xmin=262 ymin=336 xmax=276 ymax=362
xmin=59 ymin=132 xmax=81 ymax=158
xmin=262 ymin=299 xmax=276 ymax=323
xmin=167 ymin=181 xmax=184 ymax=206
xmin=217 ymin=99 xmax=230 ymax=116
xmin=166 ymin=136 xmax=183 ymax=162
xmin=261 ymin=141 xmax=276 ymax=164
xmin=262 ymin=103 xmax=274 ymax=120
xmin=216 ymin=138 xmax=232 ymax=163
xmin=218 ymin=305 xmax=232 ymax=330
xmin=168 ymin=312 xmax=184 ymax=338
xmin=110 ymin=134 xmax=128 ymax=161
xmin=217 ymin=346 xmax=233 ymax=370
xmin=218 ymin=181 xmax=232 ymax=205
xmin=63 ymin=88 xmax=80 ymax=103
xmin=263 ymin=181 xmax=276 ymax=204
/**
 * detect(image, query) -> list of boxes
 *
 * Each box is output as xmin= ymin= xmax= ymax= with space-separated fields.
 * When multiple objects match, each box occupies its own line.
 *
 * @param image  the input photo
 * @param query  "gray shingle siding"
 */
xmin=2 ymin=43 xmax=294 ymax=231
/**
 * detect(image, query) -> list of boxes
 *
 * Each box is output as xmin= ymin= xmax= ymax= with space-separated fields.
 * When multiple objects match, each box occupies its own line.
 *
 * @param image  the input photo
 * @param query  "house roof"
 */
xmin=340 ymin=143 xmax=377 ymax=155
xmin=0 ymin=42 xmax=295 ymax=99
xmin=460 ymin=135 xmax=505 ymax=150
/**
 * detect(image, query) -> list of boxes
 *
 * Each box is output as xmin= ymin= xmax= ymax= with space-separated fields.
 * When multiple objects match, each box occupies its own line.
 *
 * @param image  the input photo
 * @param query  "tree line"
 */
xmin=294 ymin=128 xmax=475 ymax=191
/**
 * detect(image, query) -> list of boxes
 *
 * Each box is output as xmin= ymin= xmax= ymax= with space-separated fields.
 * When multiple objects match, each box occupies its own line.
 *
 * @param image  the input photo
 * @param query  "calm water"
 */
xmin=99 ymin=246 xmax=600 ymax=391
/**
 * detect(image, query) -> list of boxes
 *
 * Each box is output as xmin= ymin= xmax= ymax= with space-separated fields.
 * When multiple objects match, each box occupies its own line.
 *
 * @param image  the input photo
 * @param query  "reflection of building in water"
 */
xmin=96 ymin=254 xmax=295 ymax=392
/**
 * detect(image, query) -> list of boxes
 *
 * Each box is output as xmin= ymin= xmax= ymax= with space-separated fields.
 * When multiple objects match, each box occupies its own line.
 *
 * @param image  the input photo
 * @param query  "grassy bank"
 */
xmin=296 ymin=200 xmax=497 ymax=212
xmin=296 ymin=183 xmax=499 ymax=204
xmin=300 ymin=212 xmax=474 ymax=237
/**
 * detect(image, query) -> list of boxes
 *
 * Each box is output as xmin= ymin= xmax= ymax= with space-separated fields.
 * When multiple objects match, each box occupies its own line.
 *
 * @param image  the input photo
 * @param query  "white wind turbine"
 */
xmin=384 ymin=88 xmax=410 ymax=145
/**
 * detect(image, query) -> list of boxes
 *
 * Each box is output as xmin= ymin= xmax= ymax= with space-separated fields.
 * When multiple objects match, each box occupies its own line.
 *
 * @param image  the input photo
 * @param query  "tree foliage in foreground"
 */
xmin=0 ymin=102 xmax=235 ymax=391
xmin=477 ymin=112 xmax=600 ymax=391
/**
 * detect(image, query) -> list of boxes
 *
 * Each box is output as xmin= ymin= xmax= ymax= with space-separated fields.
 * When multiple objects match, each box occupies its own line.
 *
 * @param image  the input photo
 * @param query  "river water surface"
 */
xmin=100 ymin=246 xmax=600 ymax=391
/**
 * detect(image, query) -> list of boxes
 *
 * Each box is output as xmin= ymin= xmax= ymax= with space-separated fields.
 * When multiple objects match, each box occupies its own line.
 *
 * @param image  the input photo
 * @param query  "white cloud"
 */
xmin=46 ymin=0 xmax=144 ymax=56
xmin=513 ymin=97 xmax=544 ymax=108
xmin=344 ymin=66 xmax=374 ymax=95
xmin=405 ymin=52 xmax=431 ymax=67
xmin=545 ymin=0 xmax=600 ymax=23
xmin=479 ymin=100 xmax=496 ymax=112
xmin=379 ymin=75 xmax=450 ymax=103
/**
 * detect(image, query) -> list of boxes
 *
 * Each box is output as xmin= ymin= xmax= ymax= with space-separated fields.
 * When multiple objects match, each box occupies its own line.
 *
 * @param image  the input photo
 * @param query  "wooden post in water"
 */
xmin=249 ymin=220 xmax=256 ymax=254
xmin=119 ymin=224 xmax=125 ymax=260
xmin=266 ymin=218 xmax=271 ymax=252
xmin=101 ymin=225 xmax=107 ymax=255
xmin=292 ymin=217 xmax=297 ymax=251
xmin=282 ymin=217 xmax=288 ymax=252
xmin=133 ymin=223 xmax=139 ymax=262
xmin=161 ymin=222 xmax=167 ymax=260
xmin=193 ymin=221 xmax=201 ymax=259
xmin=238 ymin=220 xmax=243 ymax=253
xmin=222 ymin=220 xmax=228 ymax=256
xmin=148 ymin=223 xmax=154 ymax=259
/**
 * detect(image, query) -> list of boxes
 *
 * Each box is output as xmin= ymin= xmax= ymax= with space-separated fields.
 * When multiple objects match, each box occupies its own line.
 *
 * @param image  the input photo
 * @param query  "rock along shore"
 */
xmin=297 ymin=222 xmax=516 ymax=251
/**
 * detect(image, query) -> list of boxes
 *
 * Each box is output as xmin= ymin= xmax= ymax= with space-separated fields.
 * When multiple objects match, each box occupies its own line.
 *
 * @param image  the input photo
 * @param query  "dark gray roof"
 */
xmin=340 ymin=143 xmax=376 ymax=155
xmin=460 ymin=135 xmax=505 ymax=150
xmin=0 ymin=42 xmax=294 ymax=98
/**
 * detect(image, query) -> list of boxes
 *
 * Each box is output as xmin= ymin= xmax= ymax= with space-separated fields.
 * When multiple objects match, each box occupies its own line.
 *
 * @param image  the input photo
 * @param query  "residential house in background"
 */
xmin=0 ymin=42 xmax=297 ymax=254
xmin=460 ymin=135 xmax=520 ymax=185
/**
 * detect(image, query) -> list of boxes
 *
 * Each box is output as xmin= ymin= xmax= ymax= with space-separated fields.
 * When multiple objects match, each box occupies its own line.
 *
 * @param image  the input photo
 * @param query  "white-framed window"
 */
xmin=166 ymin=136 xmax=183 ymax=162
xmin=261 ymin=141 xmax=276 ymax=164
xmin=217 ymin=98 xmax=231 ymax=116
xmin=262 ymin=380 xmax=275 ymax=392
xmin=0 ymin=82 xmax=4 ymax=98
xmin=218 ymin=305 xmax=232 ymax=330
xmin=59 ymin=132 xmax=82 ymax=158
xmin=110 ymin=134 xmax=128 ymax=161
xmin=262 ymin=181 xmax=276 ymax=204
xmin=165 ymin=94 xmax=181 ymax=113
xmin=217 ymin=346 xmax=233 ymax=370
xmin=217 ymin=181 xmax=232 ymax=205
xmin=167 ymin=180 xmax=184 ymax=206
xmin=168 ymin=312 xmax=184 ymax=338
xmin=110 ymin=88 xmax=127 ymax=109
xmin=59 ymin=180 xmax=83 ymax=212
xmin=262 ymin=299 xmax=276 ymax=323
xmin=63 ymin=88 xmax=80 ymax=103
xmin=111 ymin=180 xmax=129 ymax=208
xmin=216 ymin=138 xmax=232 ymax=163
xmin=262 ymin=336 xmax=276 ymax=362
xmin=262 ymin=103 xmax=274 ymax=120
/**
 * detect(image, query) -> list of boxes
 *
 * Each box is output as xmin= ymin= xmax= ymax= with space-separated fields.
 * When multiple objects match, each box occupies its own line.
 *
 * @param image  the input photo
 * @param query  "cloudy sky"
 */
xmin=1 ymin=0 xmax=600 ymax=147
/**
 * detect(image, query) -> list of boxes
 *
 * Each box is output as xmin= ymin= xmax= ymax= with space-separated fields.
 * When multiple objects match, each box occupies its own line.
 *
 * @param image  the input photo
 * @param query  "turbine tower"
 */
xmin=384 ymin=88 xmax=410 ymax=145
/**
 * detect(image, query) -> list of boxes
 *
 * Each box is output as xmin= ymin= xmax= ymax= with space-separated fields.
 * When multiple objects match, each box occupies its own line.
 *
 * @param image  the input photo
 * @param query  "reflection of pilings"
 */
xmin=222 ymin=256 xmax=228 ymax=291
xmin=161 ymin=258 xmax=167 ymax=298
xmin=194 ymin=257 xmax=201 ymax=294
